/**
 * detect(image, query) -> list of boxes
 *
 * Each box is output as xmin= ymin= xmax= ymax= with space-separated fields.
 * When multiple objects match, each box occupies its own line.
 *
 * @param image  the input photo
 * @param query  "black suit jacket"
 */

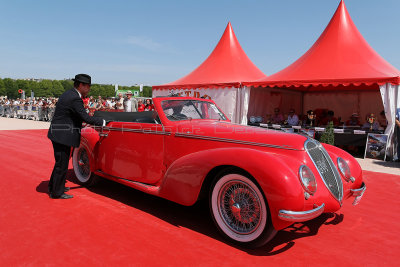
xmin=48 ymin=89 xmax=104 ymax=147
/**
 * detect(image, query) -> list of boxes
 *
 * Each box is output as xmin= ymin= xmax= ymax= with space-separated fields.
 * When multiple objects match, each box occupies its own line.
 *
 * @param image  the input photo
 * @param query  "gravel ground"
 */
xmin=0 ymin=117 xmax=398 ymax=175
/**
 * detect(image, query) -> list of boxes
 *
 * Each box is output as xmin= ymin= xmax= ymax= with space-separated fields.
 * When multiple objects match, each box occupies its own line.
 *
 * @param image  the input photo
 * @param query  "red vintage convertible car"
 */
xmin=73 ymin=96 xmax=366 ymax=248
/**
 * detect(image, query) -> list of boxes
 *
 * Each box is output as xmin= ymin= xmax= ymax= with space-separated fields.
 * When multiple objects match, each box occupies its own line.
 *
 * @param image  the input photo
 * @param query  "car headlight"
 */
xmin=337 ymin=157 xmax=355 ymax=182
xmin=299 ymin=165 xmax=317 ymax=197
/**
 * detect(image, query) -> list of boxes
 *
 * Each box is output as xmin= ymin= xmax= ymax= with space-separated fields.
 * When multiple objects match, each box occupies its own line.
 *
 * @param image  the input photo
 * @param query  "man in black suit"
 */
xmin=48 ymin=74 xmax=105 ymax=199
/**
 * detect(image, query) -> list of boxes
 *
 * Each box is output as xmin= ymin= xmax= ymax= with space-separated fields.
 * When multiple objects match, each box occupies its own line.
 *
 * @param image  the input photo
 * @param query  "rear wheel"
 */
xmin=72 ymin=145 xmax=98 ymax=186
xmin=209 ymin=169 xmax=276 ymax=248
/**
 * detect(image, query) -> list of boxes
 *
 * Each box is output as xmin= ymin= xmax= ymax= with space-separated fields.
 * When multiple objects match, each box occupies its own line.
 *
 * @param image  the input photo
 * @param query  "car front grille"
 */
xmin=305 ymin=139 xmax=343 ymax=202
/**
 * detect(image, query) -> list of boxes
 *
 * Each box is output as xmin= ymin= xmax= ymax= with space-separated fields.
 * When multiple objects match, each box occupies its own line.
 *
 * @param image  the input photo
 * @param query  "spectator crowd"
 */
xmin=255 ymin=108 xmax=387 ymax=131
xmin=0 ymin=90 xmax=152 ymax=121
xmin=0 ymin=97 xmax=58 ymax=121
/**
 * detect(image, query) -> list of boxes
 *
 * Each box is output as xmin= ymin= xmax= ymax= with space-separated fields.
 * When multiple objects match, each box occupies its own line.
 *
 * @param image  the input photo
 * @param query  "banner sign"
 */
xmin=364 ymin=133 xmax=388 ymax=161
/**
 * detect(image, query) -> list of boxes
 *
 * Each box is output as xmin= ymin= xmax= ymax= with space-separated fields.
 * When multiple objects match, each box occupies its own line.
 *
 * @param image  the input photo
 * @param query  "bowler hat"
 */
xmin=72 ymin=74 xmax=91 ymax=85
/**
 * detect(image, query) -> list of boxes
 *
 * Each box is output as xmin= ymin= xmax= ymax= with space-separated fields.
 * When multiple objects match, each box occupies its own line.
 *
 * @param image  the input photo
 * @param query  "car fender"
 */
xmin=158 ymin=147 xmax=307 ymax=230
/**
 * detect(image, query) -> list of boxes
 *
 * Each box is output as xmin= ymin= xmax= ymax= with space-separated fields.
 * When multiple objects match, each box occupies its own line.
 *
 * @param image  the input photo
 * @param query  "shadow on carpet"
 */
xmin=37 ymin=168 xmax=345 ymax=255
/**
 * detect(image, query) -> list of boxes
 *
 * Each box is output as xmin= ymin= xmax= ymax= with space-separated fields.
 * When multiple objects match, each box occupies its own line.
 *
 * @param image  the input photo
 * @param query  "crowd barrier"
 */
xmin=0 ymin=105 xmax=56 ymax=121
xmin=0 ymin=105 xmax=124 ymax=121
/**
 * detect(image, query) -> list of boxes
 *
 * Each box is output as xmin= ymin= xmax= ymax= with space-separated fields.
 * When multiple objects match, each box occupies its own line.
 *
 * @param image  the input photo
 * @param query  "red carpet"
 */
xmin=0 ymin=129 xmax=399 ymax=266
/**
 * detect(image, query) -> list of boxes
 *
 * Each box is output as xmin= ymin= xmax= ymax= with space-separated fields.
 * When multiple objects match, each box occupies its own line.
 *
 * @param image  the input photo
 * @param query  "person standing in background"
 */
xmin=137 ymin=99 xmax=145 ymax=112
xmin=116 ymin=93 xmax=124 ymax=110
xmin=287 ymin=109 xmax=299 ymax=126
xmin=271 ymin=108 xmax=284 ymax=124
xmin=144 ymin=99 xmax=154 ymax=111
xmin=361 ymin=113 xmax=380 ymax=131
xmin=124 ymin=91 xmax=138 ymax=112
xmin=378 ymin=110 xmax=388 ymax=129
xmin=82 ymin=96 xmax=89 ymax=108
xmin=320 ymin=110 xmax=339 ymax=127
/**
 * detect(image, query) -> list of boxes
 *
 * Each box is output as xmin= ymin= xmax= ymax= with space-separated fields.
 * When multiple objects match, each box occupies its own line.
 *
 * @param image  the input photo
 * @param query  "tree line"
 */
xmin=0 ymin=78 xmax=153 ymax=99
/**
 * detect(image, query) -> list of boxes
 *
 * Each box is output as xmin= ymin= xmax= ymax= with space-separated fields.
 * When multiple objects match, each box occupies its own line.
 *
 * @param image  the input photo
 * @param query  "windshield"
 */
xmin=161 ymin=100 xmax=227 ymax=121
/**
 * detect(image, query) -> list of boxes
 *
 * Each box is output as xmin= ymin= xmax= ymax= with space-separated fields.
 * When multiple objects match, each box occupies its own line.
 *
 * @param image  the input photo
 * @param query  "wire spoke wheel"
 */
xmin=210 ymin=171 xmax=276 ymax=247
xmin=73 ymin=145 xmax=96 ymax=185
xmin=77 ymin=149 xmax=90 ymax=178
xmin=219 ymin=180 xmax=262 ymax=235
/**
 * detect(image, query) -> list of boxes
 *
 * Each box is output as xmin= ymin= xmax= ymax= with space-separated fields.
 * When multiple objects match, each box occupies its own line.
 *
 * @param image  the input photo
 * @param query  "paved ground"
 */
xmin=0 ymin=117 xmax=50 ymax=130
xmin=357 ymin=157 xmax=399 ymax=175
xmin=0 ymin=117 xmax=398 ymax=175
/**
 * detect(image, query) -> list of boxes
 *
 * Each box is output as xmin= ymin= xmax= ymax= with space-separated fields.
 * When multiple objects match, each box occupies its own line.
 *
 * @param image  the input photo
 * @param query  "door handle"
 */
xmin=99 ymin=132 xmax=108 ymax=137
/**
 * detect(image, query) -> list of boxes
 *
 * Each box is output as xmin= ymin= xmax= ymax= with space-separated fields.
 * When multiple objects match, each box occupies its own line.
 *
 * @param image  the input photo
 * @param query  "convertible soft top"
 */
xmin=94 ymin=110 xmax=158 ymax=123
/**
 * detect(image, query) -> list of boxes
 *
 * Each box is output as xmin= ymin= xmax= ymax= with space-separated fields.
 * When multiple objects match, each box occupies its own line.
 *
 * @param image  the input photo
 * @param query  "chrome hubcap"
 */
xmin=218 ymin=180 xmax=262 ymax=235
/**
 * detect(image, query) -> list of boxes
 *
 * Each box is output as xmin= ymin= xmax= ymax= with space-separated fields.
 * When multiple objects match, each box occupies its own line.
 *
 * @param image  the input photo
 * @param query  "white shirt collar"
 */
xmin=74 ymin=88 xmax=82 ymax=98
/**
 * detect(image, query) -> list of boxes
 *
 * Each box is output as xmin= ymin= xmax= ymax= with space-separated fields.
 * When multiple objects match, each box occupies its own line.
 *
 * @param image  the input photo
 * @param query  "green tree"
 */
xmin=61 ymin=80 xmax=74 ymax=92
xmin=52 ymin=80 xmax=64 ymax=97
xmin=103 ymin=85 xmax=115 ymax=97
xmin=16 ymin=79 xmax=29 ymax=90
xmin=0 ymin=79 xmax=6 ymax=96
xmin=16 ymin=79 xmax=30 ymax=97
xmin=28 ymin=81 xmax=39 ymax=98
xmin=0 ymin=77 xmax=150 ymax=98
xmin=89 ymin=84 xmax=101 ymax=97
xmin=97 ymin=85 xmax=107 ymax=97
xmin=140 ymin=86 xmax=152 ymax=97
xmin=3 ymin=78 xmax=18 ymax=98
xmin=38 ymin=80 xmax=53 ymax=97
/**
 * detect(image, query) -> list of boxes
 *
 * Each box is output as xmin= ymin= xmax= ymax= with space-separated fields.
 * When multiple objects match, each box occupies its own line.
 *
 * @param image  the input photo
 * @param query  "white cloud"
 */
xmin=125 ymin=36 xmax=162 ymax=51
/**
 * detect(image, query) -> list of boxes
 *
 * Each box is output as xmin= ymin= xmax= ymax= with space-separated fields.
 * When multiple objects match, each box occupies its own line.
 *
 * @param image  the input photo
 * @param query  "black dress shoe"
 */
xmin=64 ymin=187 xmax=70 ymax=192
xmin=50 ymin=193 xmax=73 ymax=199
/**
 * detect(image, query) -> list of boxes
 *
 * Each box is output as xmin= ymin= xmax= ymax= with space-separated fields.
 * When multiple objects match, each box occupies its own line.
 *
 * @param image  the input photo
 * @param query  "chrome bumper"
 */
xmin=278 ymin=203 xmax=325 ymax=222
xmin=350 ymin=182 xmax=366 ymax=206
xmin=278 ymin=182 xmax=366 ymax=222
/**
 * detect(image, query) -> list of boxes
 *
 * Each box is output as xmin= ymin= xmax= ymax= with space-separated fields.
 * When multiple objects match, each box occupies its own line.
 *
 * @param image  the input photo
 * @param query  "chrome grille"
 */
xmin=305 ymin=139 xmax=343 ymax=202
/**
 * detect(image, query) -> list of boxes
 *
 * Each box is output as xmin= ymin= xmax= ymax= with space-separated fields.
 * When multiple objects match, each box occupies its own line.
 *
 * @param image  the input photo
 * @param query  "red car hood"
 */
xmin=173 ymin=120 xmax=307 ymax=151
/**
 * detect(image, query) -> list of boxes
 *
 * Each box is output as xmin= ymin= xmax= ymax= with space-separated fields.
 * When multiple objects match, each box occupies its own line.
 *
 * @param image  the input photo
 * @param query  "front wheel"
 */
xmin=209 ymin=170 xmax=276 ymax=248
xmin=72 ymin=145 xmax=98 ymax=187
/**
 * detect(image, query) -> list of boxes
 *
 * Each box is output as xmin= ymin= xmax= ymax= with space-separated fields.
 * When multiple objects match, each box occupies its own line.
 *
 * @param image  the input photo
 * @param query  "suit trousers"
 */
xmin=48 ymin=141 xmax=72 ymax=197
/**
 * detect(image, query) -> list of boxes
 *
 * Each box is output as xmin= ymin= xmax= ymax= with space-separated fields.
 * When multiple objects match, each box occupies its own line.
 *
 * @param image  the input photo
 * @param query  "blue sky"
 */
xmin=0 ymin=0 xmax=399 ymax=86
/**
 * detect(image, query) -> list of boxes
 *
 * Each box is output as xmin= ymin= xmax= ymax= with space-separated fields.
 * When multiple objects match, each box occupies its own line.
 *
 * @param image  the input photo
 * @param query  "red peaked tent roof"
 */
xmin=244 ymin=0 xmax=400 ymax=90
xmin=153 ymin=22 xmax=266 ymax=89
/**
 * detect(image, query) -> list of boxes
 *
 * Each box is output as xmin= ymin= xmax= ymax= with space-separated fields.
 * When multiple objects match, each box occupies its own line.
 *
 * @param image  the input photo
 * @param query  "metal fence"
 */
xmin=0 ymin=104 xmax=55 ymax=121
xmin=0 ymin=104 xmax=125 ymax=121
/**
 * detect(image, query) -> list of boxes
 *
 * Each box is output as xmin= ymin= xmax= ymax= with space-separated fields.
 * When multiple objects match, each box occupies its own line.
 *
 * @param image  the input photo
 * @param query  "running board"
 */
xmin=96 ymin=170 xmax=161 ymax=195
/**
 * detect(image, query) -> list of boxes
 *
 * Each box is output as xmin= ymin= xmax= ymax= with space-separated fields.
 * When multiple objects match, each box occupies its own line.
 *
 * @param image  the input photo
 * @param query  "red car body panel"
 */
xmin=80 ymin=97 xmax=364 ymax=231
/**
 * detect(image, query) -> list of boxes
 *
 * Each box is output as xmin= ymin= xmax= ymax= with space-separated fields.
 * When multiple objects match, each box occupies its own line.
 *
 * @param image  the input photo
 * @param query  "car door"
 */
xmin=97 ymin=121 xmax=166 ymax=184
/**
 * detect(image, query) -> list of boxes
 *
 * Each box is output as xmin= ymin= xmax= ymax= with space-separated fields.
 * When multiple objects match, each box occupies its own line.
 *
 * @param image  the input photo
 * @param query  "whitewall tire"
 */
xmin=72 ymin=145 xmax=98 ymax=186
xmin=210 ymin=170 xmax=276 ymax=248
